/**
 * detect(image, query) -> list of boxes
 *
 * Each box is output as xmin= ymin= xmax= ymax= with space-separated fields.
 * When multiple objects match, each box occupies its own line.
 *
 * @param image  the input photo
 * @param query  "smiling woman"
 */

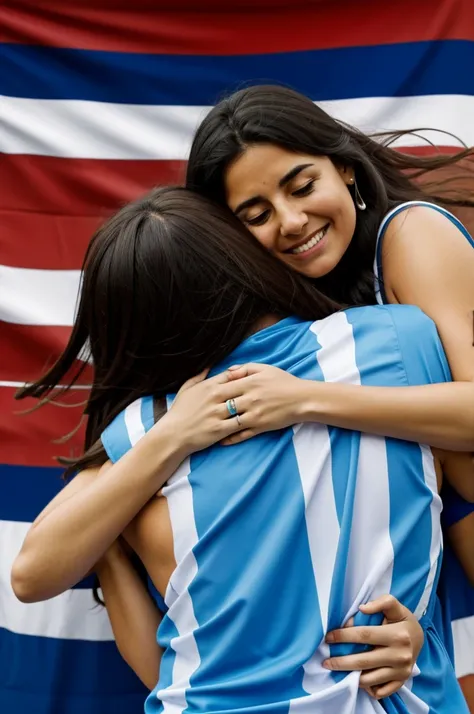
xmin=226 ymin=148 xmax=357 ymax=279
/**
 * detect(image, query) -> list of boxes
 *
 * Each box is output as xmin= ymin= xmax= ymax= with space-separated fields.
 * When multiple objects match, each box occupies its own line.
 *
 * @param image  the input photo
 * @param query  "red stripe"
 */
xmin=1 ymin=151 xmax=469 ymax=270
xmin=0 ymin=387 xmax=87 ymax=467
xmin=0 ymin=157 xmax=185 ymax=268
xmin=2 ymin=0 xmax=472 ymax=55
xmin=0 ymin=323 xmax=93 ymax=385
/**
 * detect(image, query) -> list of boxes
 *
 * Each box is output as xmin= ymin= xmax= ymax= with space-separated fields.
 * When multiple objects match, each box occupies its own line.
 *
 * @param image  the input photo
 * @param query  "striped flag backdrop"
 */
xmin=1 ymin=1 xmax=473 ymax=712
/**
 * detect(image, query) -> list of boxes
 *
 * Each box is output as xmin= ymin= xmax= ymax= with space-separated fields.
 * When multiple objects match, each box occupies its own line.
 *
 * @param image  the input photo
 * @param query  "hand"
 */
xmin=218 ymin=363 xmax=307 ymax=445
xmin=323 ymin=595 xmax=424 ymax=700
xmin=162 ymin=369 xmax=250 ymax=454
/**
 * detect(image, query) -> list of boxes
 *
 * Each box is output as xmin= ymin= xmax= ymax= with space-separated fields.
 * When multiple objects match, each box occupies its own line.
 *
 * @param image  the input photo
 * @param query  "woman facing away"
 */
xmin=185 ymin=84 xmax=474 ymax=655
xmin=10 ymin=188 xmax=470 ymax=713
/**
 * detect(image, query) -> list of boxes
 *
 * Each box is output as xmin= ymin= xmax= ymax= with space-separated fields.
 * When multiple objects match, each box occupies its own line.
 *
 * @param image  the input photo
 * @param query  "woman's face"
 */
xmin=225 ymin=144 xmax=357 ymax=279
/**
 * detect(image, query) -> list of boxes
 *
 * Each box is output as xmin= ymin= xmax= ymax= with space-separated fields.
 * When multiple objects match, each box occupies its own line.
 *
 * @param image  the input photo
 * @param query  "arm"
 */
xmin=222 ymin=207 xmax=474 ymax=452
xmin=96 ymin=541 xmax=163 ymax=690
xmin=11 ymin=426 xmax=183 ymax=602
xmin=11 ymin=370 xmax=245 ymax=603
xmin=436 ymin=450 xmax=474 ymax=503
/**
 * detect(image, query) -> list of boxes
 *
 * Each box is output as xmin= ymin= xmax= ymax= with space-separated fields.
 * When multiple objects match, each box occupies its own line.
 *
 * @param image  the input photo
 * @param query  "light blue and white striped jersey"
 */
xmin=102 ymin=304 xmax=468 ymax=714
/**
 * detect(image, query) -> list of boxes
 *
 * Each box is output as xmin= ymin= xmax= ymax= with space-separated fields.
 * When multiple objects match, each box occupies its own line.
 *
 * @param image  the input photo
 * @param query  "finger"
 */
xmin=221 ymin=429 xmax=255 ymax=446
xmin=361 ymin=685 xmax=377 ymax=699
xmin=178 ymin=368 xmax=210 ymax=392
xmin=359 ymin=595 xmax=409 ymax=623
xmin=323 ymin=653 xmax=378 ymax=672
xmin=219 ymin=415 xmax=245 ymax=440
xmin=326 ymin=624 xmax=402 ymax=648
xmin=227 ymin=363 xmax=266 ymax=379
xmin=359 ymin=667 xmax=397 ymax=688
xmin=372 ymin=680 xmax=404 ymax=699
xmin=226 ymin=365 xmax=249 ymax=381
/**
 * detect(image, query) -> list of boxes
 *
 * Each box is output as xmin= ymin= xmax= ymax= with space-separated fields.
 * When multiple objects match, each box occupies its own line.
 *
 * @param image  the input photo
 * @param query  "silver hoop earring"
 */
xmin=354 ymin=178 xmax=366 ymax=211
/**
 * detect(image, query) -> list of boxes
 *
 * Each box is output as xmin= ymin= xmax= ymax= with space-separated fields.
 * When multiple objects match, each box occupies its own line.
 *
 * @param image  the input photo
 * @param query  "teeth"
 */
xmin=291 ymin=226 xmax=328 ymax=254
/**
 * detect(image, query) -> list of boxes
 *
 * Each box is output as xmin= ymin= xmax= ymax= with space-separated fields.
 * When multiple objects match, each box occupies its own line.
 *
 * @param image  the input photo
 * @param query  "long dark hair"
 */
xmin=16 ymin=186 xmax=340 ymax=476
xmin=186 ymin=84 xmax=474 ymax=305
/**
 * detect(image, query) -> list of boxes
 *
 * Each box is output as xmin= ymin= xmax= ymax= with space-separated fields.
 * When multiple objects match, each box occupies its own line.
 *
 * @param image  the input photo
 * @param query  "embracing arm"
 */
xmin=96 ymin=542 xmax=163 ymax=690
xmin=11 ymin=370 xmax=245 ymax=603
xmin=222 ymin=207 xmax=474 ymax=452
xmin=11 ymin=426 xmax=184 ymax=602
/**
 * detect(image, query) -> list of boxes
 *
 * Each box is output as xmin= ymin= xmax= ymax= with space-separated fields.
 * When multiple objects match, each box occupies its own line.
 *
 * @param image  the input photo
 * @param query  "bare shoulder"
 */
xmin=383 ymin=204 xmax=472 ymax=256
xmin=381 ymin=205 xmax=474 ymax=304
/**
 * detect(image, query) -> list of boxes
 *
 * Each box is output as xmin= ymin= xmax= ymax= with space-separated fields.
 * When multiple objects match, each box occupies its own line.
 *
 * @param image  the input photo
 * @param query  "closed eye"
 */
xmin=246 ymin=210 xmax=270 ymax=227
xmin=292 ymin=180 xmax=315 ymax=197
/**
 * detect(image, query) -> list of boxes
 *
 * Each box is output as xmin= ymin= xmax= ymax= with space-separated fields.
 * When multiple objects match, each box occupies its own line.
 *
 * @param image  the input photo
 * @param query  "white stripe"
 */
xmin=291 ymin=422 xmax=335 ymax=689
xmin=413 ymin=445 xmax=442 ymax=619
xmin=2 ymin=94 xmax=472 ymax=159
xmin=344 ymin=434 xmax=393 ymax=610
xmin=290 ymin=314 xmax=363 ymax=700
xmin=319 ymin=315 xmax=394 ymax=617
xmin=1 ymin=520 xmax=114 ymax=641
xmin=124 ymin=398 xmax=146 ymax=447
xmin=0 ymin=265 xmax=81 ymax=326
xmin=452 ymin=615 xmax=474 ymax=678
xmin=157 ymin=458 xmax=201 ymax=714
xmin=0 ymin=380 xmax=90 ymax=390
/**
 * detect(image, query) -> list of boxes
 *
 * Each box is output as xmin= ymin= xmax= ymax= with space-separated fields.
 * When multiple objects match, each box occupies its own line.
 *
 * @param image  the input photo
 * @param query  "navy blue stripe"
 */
xmin=1 ymin=40 xmax=473 ymax=104
xmin=0 ymin=627 xmax=146 ymax=714
xmin=2 ymin=464 xmax=97 ymax=591
xmin=1 ymin=463 xmax=65 ymax=522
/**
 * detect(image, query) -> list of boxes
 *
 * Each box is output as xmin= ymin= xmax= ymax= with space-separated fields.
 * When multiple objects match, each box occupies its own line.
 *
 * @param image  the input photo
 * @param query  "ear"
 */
xmin=337 ymin=165 xmax=355 ymax=185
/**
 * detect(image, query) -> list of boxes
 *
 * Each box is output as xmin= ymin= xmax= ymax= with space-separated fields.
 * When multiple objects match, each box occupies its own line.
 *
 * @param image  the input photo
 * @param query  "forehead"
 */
xmin=225 ymin=144 xmax=327 ymax=202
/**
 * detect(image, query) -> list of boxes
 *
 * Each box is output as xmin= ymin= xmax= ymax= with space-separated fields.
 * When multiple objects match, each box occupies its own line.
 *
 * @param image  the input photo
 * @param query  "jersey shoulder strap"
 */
xmin=374 ymin=200 xmax=474 ymax=304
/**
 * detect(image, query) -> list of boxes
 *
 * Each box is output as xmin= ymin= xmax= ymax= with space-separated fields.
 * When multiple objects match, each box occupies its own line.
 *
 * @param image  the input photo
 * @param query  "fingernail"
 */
xmin=322 ymin=660 xmax=332 ymax=670
xmin=228 ymin=365 xmax=241 ymax=371
xmin=325 ymin=632 xmax=335 ymax=643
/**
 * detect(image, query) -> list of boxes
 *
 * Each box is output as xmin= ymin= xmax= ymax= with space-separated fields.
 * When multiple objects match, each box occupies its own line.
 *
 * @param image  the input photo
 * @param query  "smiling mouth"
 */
xmin=287 ymin=224 xmax=329 ymax=255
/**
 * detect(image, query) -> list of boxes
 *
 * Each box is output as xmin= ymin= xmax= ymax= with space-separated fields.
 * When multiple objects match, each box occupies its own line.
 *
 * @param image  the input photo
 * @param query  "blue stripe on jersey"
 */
xmin=101 ymin=395 xmax=155 ymax=462
xmin=2 ymin=41 xmax=474 ymax=104
xmin=146 ymin=616 xmax=180 ymax=713
xmin=187 ymin=432 xmax=320 ymax=709
xmin=347 ymin=306 xmax=438 ymax=614
xmin=101 ymin=409 xmax=134 ymax=463
xmin=0 ymin=627 xmax=146 ymax=714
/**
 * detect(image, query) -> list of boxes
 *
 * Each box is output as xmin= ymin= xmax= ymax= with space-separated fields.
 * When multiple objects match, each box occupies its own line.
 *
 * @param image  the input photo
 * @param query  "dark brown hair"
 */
xmin=16 ymin=186 xmax=341 ymax=476
xmin=186 ymin=84 xmax=474 ymax=305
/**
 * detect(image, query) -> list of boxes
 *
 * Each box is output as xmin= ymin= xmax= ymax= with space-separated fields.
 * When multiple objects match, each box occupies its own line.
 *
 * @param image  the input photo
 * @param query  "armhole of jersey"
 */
xmin=101 ymin=394 xmax=161 ymax=464
xmin=374 ymin=200 xmax=474 ymax=305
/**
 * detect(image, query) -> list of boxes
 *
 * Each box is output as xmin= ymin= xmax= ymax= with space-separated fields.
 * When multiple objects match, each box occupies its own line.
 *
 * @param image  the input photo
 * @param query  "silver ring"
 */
xmin=236 ymin=414 xmax=242 ymax=427
xmin=226 ymin=398 xmax=238 ymax=417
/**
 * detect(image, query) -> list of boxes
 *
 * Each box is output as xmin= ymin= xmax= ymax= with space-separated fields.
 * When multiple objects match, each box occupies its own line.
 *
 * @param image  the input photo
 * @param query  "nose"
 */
xmin=279 ymin=205 xmax=308 ymax=237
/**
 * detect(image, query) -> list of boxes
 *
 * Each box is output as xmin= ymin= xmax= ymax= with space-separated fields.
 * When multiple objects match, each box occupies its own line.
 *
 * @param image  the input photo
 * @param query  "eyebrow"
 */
xmin=233 ymin=163 xmax=314 ymax=216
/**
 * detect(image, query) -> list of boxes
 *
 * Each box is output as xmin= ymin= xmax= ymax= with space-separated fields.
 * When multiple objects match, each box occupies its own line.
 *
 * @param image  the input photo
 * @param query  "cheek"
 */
xmin=246 ymin=225 xmax=276 ymax=252
xmin=327 ymin=191 xmax=356 ymax=239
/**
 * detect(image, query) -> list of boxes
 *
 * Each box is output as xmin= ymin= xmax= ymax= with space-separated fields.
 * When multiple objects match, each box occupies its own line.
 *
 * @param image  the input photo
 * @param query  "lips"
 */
xmin=286 ymin=224 xmax=329 ymax=255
